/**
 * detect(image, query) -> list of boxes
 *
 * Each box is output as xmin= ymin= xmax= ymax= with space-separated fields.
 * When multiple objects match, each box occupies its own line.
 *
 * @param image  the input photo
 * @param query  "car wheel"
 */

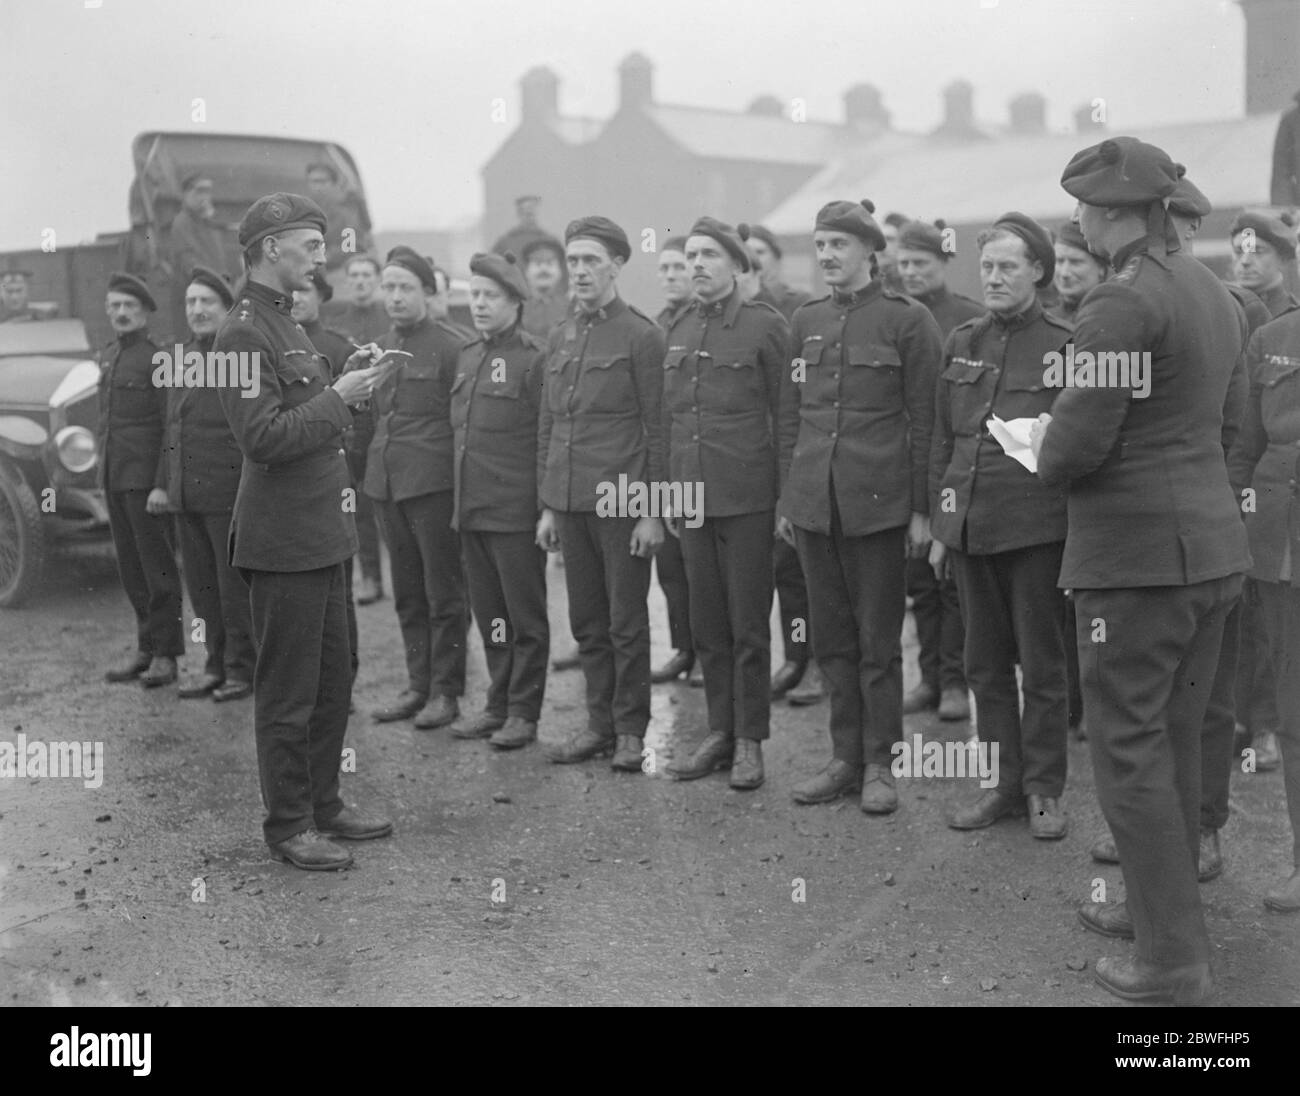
xmin=0 ymin=457 xmax=47 ymax=608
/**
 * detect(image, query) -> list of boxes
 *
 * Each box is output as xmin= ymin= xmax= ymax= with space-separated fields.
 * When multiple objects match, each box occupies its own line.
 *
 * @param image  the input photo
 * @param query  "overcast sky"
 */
xmin=0 ymin=0 xmax=1251 ymax=249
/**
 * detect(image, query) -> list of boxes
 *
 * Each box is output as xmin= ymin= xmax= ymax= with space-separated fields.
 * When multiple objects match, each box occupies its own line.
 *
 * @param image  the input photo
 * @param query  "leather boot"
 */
xmin=105 ymin=651 xmax=151 ymax=683
xmin=1094 ymin=955 xmax=1211 ymax=1006
xmin=1028 ymin=794 xmax=1067 ymax=840
xmin=139 ymin=656 xmax=177 ymax=688
xmin=489 ymin=717 xmax=537 ymax=750
xmin=1089 ymin=832 xmax=1120 ymax=864
xmin=859 ymin=763 xmax=898 ymax=814
xmin=1078 ymin=900 xmax=1135 ymax=939
xmin=729 ymin=739 xmax=764 ymax=790
xmin=667 ymin=733 xmax=733 ymax=780
xmin=1198 ymin=829 xmax=1224 ymax=883
xmin=611 ymin=734 xmax=644 ymax=772
xmin=545 ymin=727 xmax=615 ymax=764
xmin=938 ymin=686 xmax=971 ymax=722
xmin=269 ymin=829 xmax=353 ymax=871
xmin=769 ymin=660 xmax=806 ymax=699
xmin=373 ymin=690 xmax=427 ymax=722
xmin=948 ymin=788 xmax=1026 ymax=830
xmin=414 ymin=696 xmax=459 ymax=730
xmin=1264 ymin=868 xmax=1300 ymax=912
xmin=791 ymin=759 xmax=861 ymax=804
xmin=902 ymin=681 xmax=938 ymax=714
xmin=787 ymin=663 xmax=826 ymax=707
xmin=451 ymin=710 xmax=505 ymax=740
xmin=317 ymin=805 xmax=393 ymax=840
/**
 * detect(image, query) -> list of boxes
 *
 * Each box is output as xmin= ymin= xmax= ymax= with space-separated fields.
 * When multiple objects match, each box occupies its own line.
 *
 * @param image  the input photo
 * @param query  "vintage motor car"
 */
xmin=0 ymin=319 xmax=106 ymax=607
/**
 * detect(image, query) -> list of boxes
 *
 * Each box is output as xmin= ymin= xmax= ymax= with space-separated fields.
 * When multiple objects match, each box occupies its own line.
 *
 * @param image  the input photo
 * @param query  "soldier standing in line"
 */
xmin=98 ymin=271 xmax=184 ymax=688
xmin=745 ymin=225 xmax=822 ymax=709
xmin=536 ymin=216 xmax=666 ymax=771
xmin=293 ymin=268 xmax=362 ymax=690
xmin=520 ymin=236 xmax=571 ymax=340
xmin=1051 ymin=222 xmax=1108 ymax=324
xmin=650 ymin=235 xmax=699 ymax=687
xmin=929 ymin=214 xmax=1071 ymax=839
xmin=449 ymin=252 xmax=549 ymax=751
xmin=366 ymin=247 xmax=470 ymax=731
xmin=0 ymin=266 xmax=45 ymax=323
xmin=777 ymin=199 xmax=942 ymax=812
xmin=896 ymin=218 xmax=984 ymax=724
xmin=320 ymin=254 xmax=388 ymax=607
xmin=662 ymin=218 xmax=788 ymax=790
xmin=166 ymin=266 xmax=254 ymax=703
xmin=1034 ymin=138 xmax=1250 ymax=1003
xmin=216 ymin=192 xmax=391 ymax=871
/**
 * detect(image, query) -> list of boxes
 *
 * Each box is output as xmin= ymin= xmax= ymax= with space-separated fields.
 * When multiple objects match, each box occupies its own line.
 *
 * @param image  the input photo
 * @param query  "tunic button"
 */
xmin=692 ymin=405 xmax=698 ymax=412
xmin=833 ymin=401 xmax=840 ymax=408
xmin=831 ymin=431 xmax=838 ymax=439
xmin=693 ymin=434 xmax=699 ymax=441
xmin=338 ymin=448 xmax=345 ymax=456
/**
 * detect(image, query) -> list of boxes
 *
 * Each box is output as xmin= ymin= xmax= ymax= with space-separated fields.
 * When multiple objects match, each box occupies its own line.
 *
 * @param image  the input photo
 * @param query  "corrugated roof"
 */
xmin=644 ymin=104 xmax=853 ymax=165
xmin=765 ymin=113 xmax=1282 ymax=233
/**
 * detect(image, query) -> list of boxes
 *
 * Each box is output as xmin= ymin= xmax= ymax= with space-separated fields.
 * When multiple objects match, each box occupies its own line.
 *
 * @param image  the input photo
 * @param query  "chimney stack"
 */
xmin=931 ymin=79 xmax=982 ymax=138
xmin=844 ymin=83 xmax=891 ymax=129
xmin=618 ymin=52 xmax=654 ymax=112
xmin=520 ymin=66 xmax=558 ymax=123
xmin=1008 ymin=92 xmax=1046 ymax=135
xmin=1240 ymin=0 xmax=1300 ymax=114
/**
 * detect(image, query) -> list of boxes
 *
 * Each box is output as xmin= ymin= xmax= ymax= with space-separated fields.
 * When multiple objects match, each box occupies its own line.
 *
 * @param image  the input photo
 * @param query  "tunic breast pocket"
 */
xmin=708 ymin=351 xmax=763 ymax=413
xmin=846 ymin=343 xmax=902 ymax=411
xmin=940 ymin=359 xmax=995 ymax=433
xmin=1261 ymin=357 xmax=1300 ymax=438
xmin=475 ymin=370 xmax=526 ymax=430
xmin=395 ymin=364 xmax=442 ymax=415
xmin=580 ymin=354 xmax=631 ymax=413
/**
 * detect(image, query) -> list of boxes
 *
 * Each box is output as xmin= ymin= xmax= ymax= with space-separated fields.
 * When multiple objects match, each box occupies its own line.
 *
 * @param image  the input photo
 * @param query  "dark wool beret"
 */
xmin=1230 ymin=208 xmax=1298 ymax=260
xmin=990 ymin=211 xmax=1055 ymax=287
xmin=384 ymin=245 xmax=439 ymax=292
xmin=520 ymin=235 xmax=565 ymax=265
xmin=1060 ymin=136 xmax=1180 ymax=207
xmin=746 ymin=224 xmax=782 ymax=259
xmin=1053 ymin=222 xmax=1106 ymax=264
xmin=106 ymin=270 xmax=157 ymax=311
xmin=238 ymin=192 xmax=328 ymax=249
xmin=469 ymin=251 xmax=530 ymax=301
xmin=814 ymin=198 xmax=887 ymax=250
xmin=565 ymin=215 xmax=631 ymax=262
xmin=688 ymin=216 xmax=751 ymax=272
xmin=187 ymin=265 xmax=234 ymax=309
xmin=896 ymin=218 xmax=953 ymax=259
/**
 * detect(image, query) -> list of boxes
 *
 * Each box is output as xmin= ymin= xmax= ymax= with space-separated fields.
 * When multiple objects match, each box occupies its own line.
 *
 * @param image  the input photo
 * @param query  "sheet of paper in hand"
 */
xmin=987 ymin=415 xmax=1039 ymax=474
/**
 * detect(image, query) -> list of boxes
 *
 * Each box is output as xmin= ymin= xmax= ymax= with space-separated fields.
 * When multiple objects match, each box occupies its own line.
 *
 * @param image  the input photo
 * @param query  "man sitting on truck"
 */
xmin=0 ymin=267 xmax=46 ymax=323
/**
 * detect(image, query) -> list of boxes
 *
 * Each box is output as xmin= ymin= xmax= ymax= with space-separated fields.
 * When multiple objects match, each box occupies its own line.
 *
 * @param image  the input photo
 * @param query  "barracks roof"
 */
xmin=764 ymin=112 xmax=1283 ymax=234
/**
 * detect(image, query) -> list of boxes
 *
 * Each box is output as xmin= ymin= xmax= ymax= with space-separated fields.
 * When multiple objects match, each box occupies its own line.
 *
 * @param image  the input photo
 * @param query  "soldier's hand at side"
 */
xmin=536 ymin=508 xmax=560 ymax=553
xmin=146 ymin=488 xmax=170 ymax=516
xmin=630 ymin=515 xmax=663 ymax=558
xmin=1029 ymin=412 xmax=1052 ymax=460
xmin=776 ymin=515 xmax=796 ymax=547
xmin=333 ymin=366 xmax=378 ymax=408
xmin=929 ymin=539 xmax=949 ymax=581
xmin=663 ymin=512 xmax=681 ymax=540
xmin=907 ymin=512 xmax=931 ymax=558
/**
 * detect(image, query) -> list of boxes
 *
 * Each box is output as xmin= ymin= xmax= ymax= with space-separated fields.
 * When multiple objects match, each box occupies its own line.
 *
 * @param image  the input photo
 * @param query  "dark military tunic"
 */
xmin=538 ymin=293 xmax=667 ymax=742
xmin=911 ymin=284 xmax=985 ymax=339
xmin=163 ymin=332 xmax=253 ymax=682
xmin=522 ymin=290 xmax=570 ymax=340
xmin=1250 ymin=280 xmax=1300 ymax=321
xmin=97 ymin=324 xmax=183 ymax=660
xmin=321 ymin=298 xmax=389 ymax=344
xmin=1037 ymin=237 xmax=1251 ymax=970
xmin=97 ymin=327 xmax=168 ymax=492
xmin=778 ymin=281 xmax=943 ymax=536
xmin=538 ymin=294 xmax=666 ymax=512
xmin=755 ymin=281 xmax=811 ymax=324
xmin=451 ymin=323 xmax=546 ymax=533
xmin=451 ymin=322 xmax=549 ymax=722
xmin=214 ymin=278 xmax=357 ymax=846
xmin=364 ymin=316 xmax=465 ymax=503
xmin=663 ymin=290 xmax=788 ymax=741
xmin=930 ymin=300 xmax=1072 ymax=799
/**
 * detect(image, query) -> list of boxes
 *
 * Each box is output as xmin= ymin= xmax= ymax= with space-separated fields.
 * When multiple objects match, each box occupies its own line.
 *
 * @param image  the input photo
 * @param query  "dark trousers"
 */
xmin=106 ymin=489 xmax=184 ymax=658
xmin=654 ymin=531 xmax=692 ymax=652
xmin=344 ymin=563 xmax=358 ymax=684
xmin=795 ymin=507 xmax=905 ymax=769
xmin=1200 ymin=596 xmax=1242 ymax=833
xmin=680 ymin=511 xmax=774 ymax=741
xmin=462 ymin=530 xmax=549 ymax=721
xmin=1236 ymin=578 xmax=1280 ymax=733
xmin=1256 ymin=580 xmax=1300 ymax=866
xmin=1064 ymin=597 xmax=1085 ymax=727
xmin=951 ymin=542 xmax=1068 ymax=797
xmin=773 ymin=537 xmax=810 ymax=665
xmin=555 ymin=511 xmax=651 ymax=739
xmin=245 ymin=564 xmax=352 ymax=845
xmin=1076 ymin=575 xmax=1240 ymax=967
xmin=906 ymin=556 xmax=966 ymax=692
xmin=347 ymin=443 xmax=383 ymax=586
xmin=379 ymin=491 xmax=466 ymax=699
xmin=175 ymin=509 xmax=256 ymax=682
